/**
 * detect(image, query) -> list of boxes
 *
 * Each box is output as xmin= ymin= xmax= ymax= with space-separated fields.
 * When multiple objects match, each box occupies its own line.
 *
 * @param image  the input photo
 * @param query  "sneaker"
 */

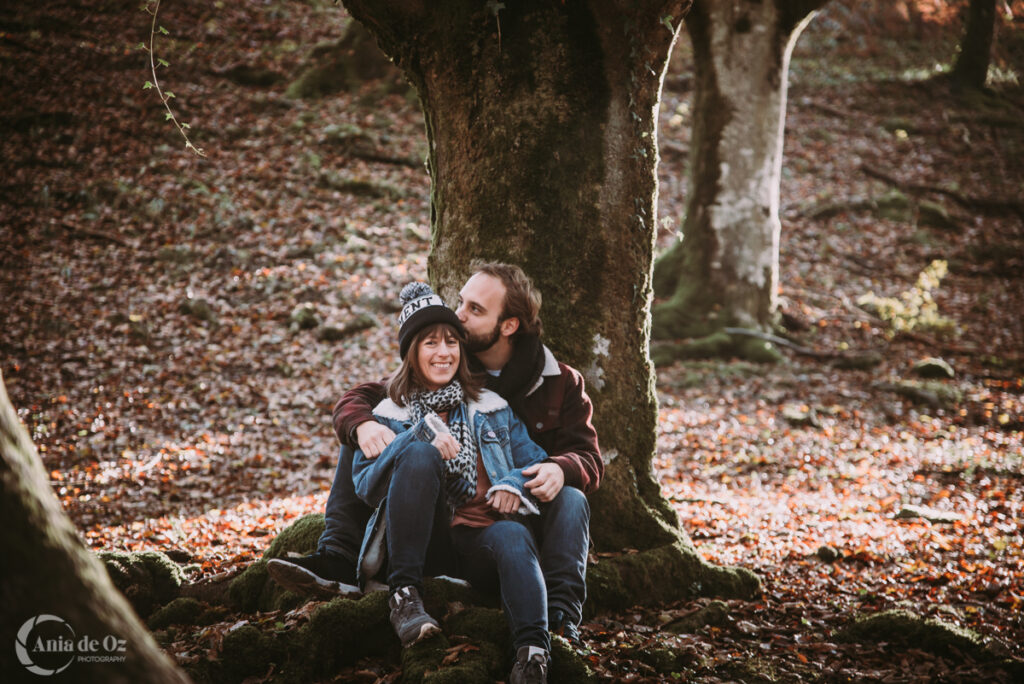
xmin=266 ymin=551 xmax=361 ymax=598
xmin=510 ymin=645 xmax=549 ymax=684
xmin=389 ymin=586 xmax=441 ymax=647
xmin=549 ymin=608 xmax=582 ymax=646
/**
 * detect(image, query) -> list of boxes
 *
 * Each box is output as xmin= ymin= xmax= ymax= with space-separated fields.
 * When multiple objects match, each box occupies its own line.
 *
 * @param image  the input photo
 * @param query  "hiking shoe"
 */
xmin=510 ymin=645 xmax=549 ymax=684
xmin=389 ymin=586 xmax=441 ymax=647
xmin=549 ymin=608 xmax=582 ymax=646
xmin=266 ymin=551 xmax=360 ymax=598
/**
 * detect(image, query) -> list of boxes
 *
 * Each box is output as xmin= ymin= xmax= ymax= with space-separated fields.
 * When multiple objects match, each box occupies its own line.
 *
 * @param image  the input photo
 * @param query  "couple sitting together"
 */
xmin=267 ymin=262 xmax=602 ymax=684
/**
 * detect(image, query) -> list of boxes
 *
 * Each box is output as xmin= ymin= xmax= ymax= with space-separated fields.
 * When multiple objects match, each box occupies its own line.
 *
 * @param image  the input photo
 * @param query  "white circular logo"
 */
xmin=15 ymin=614 xmax=76 ymax=676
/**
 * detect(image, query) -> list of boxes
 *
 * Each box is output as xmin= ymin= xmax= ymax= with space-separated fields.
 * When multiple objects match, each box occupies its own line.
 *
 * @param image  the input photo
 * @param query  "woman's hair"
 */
xmin=386 ymin=322 xmax=483 ymax=406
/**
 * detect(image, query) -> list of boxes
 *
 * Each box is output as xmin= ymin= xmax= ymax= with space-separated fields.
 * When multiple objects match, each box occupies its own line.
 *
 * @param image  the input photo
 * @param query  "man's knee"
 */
xmin=549 ymin=486 xmax=590 ymax=524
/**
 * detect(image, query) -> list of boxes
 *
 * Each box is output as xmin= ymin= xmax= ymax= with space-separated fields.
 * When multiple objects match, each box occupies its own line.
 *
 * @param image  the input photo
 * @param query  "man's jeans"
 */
xmin=530 ymin=486 xmax=590 ymax=626
xmin=317 ymin=445 xmax=371 ymax=562
xmin=451 ymin=520 xmax=549 ymax=651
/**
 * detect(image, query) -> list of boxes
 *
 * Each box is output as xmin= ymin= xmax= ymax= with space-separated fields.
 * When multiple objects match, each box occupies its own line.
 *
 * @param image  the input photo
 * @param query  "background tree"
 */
xmin=950 ymin=0 xmax=997 ymax=90
xmin=339 ymin=0 xmax=758 ymax=599
xmin=0 ymin=374 xmax=189 ymax=684
xmin=651 ymin=0 xmax=828 ymax=359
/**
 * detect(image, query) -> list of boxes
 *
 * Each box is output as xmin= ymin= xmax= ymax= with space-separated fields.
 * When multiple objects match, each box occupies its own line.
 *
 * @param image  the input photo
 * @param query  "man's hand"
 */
xmin=432 ymin=433 xmax=459 ymax=461
xmin=489 ymin=489 xmax=521 ymax=514
xmin=355 ymin=421 xmax=396 ymax=459
xmin=523 ymin=462 xmax=564 ymax=502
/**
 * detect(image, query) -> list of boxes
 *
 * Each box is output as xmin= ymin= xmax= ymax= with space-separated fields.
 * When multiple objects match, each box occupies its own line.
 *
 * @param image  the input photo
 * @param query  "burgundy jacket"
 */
xmin=333 ymin=346 xmax=603 ymax=494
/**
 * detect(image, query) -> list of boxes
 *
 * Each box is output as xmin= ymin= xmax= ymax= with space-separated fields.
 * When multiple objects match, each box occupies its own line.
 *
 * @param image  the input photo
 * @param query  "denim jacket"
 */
xmin=352 ymin=388 xmax=547 ymax=513
xmin=351 ymin=388 xmax=548 ymax=584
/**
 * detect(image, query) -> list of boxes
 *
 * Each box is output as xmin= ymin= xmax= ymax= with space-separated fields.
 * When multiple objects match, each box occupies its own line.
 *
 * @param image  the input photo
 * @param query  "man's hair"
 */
xmin=387 ymin=322 xmax=482 ymax=405
xmin=470 ymin=261 xmax=543 ymax=337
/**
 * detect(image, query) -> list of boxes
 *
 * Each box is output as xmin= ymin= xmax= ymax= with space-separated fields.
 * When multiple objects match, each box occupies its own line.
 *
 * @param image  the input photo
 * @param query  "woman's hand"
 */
xmin=356 ymin=421 xmax=396 ymax=459
xmin=432 ymin=433 xmax=460 ymax=461
xmin=488 ymin=490 xmax=520 ymax=514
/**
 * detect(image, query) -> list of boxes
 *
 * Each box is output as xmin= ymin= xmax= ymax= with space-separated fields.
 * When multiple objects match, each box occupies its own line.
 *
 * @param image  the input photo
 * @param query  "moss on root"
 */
xmin=228 ymin=513 xmax=325 ymax=612
xmin=838 ymin=610 xmax=988 ymax=659
xmin=650 ymin=331 xmax=782 ymax=365
xmin=97 ymin=549 xmax=185 ymax=618
xmin=587 ymin=542 xmax=760 ymax=614
xmin=147 ymin=596 xmax=203 ymax=630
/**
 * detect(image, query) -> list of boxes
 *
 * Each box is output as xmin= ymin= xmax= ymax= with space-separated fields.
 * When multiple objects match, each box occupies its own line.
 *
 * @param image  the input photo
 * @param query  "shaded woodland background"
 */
xmin=1 ymin=0 xmax=1023 ymax=681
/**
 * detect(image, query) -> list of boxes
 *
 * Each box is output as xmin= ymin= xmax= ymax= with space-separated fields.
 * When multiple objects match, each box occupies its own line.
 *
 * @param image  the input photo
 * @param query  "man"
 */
xmin=268 ymin=262 xmax=601 ymax=651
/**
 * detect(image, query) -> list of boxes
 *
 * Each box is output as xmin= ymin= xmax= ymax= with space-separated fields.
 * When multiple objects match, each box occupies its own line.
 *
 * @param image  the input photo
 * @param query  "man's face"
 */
xmin=455 ymin=273 xmax=507 ymax=353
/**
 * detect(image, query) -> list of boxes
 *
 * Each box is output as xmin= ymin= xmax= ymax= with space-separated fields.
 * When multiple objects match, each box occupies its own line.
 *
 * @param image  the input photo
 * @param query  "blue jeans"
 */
xmin=317 ymin=446 xmax=371 ymax=562
xmin=383 ymin=441 xmax=457 ymax=591
xmin=452 ymin=520 xmax=549 ymax=651
xmin=530 ymin=486 xmax=590 ymax=627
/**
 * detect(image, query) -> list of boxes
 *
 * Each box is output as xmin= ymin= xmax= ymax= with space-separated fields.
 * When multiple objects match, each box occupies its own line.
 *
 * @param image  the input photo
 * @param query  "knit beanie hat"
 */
xmin=397 ymin=282 xmax=464 ymax=358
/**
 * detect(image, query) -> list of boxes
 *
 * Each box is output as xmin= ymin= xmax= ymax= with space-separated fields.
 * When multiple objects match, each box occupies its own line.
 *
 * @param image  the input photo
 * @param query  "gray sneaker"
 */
xmin=388 ymin=586 xmax=441 ymax=647
xmin=510 ymin=645 xmax=549 ymax=684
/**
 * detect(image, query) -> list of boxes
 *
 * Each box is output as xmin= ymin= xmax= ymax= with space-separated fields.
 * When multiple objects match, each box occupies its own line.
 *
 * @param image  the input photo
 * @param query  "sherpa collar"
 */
xmin=373 ymin=388 xmax=507 ymax=422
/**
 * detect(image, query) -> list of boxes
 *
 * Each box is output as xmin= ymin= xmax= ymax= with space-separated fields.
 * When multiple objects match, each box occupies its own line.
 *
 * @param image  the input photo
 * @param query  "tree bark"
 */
xmin=652 ymin=0 xmax=826 ymax=343
xmin=950 ymin=0 xmax=996 ymax=90
xmin=341 ymin=0 xmax=687 ymax=552
xmin=0 ymin=372 xmax=190 ymax=683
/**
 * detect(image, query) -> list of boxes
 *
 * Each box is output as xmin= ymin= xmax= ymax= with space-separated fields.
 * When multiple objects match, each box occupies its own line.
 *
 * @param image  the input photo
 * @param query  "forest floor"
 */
xmin=2 ymin=0 xmax=1023 ymax=682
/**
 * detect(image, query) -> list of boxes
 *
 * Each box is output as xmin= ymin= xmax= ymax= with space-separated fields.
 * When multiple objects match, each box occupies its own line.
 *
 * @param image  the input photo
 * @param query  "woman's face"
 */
xmin=415 ymin=327 xmax=461 ymax=391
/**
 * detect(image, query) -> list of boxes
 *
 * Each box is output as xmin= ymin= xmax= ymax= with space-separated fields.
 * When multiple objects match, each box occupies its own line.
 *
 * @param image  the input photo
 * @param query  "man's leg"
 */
xmin=266 ymin=446 xmax=369 ymax=596
xmin=319 ymin=445 xmax=372 ymax=560
xmin=451 ymin=521 xmax=549 ymax=654
xmin=534 ymin=486 xmax=589 ymax=643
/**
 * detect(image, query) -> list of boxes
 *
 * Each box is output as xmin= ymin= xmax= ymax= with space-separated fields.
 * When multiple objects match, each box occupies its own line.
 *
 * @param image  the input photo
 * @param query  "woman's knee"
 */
xmin=393 ymin=441 xmax=443 ymax=478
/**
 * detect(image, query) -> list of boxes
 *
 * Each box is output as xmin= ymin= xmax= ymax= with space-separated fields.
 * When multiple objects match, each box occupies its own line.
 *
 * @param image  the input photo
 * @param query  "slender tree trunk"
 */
xmin=950 ymin=0 xmax=996 ymax=90
xmin=0 ymin=373 xmax=190 ymax=683
xmin=652 ymin=0 xmax=825 ymax=345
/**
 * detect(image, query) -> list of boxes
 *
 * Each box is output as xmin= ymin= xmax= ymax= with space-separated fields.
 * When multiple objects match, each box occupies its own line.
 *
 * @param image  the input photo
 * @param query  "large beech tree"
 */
xmin=652 ymin=0 xmax=827 ymax=350
xmin=0 ymin=374 xmax=189 ymax=683
xmin=340 ymin=0 xmax=757 ymax=597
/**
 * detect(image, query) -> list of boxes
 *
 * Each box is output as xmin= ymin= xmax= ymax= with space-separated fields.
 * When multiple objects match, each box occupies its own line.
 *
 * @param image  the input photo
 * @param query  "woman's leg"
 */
xmin=452 ymin=521 xmax=549 ymax=652
xmin=385 ymin=441 xmax=450 ymax=592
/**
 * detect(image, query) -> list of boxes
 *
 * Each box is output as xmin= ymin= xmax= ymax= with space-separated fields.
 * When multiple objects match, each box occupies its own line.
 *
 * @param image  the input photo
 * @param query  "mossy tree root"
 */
xmin=586 ymin=541 xmax=760 ymax=615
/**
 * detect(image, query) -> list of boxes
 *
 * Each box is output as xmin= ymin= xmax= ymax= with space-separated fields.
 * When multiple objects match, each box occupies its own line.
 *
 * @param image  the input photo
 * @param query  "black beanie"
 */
xmin=397 ymin=282 xmax=464 ymax=359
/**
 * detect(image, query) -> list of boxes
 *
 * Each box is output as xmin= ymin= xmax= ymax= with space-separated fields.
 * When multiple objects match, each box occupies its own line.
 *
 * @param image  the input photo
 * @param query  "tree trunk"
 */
xmin=0 ymin=373 xmax=190 ymax=683
xmin=651 ymin=0 xmax=825 ymax=346
xmin=950 ymin=0 xmax=996 ymax=90
xmin=339 ymin=0 xmax=756 ymax=599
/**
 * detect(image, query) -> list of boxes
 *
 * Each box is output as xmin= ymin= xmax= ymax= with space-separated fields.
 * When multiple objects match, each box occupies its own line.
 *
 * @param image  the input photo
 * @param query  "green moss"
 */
xmin=229 ymin=513 xmax=325 ymax=612
xmin=445 ymin=606 xmax=509 ymax=649
xmin=147 ymin=596 xmax=203 ymax=630
xmin=838 ymin=610 xmax=988 ymax=660
xmin=220 ymin=624 xmax=273 ymax=682
xmin=588 ymin=460 xmax=681 ymax=552
xmin=97 ymin=550 xmax=185 ymax=618
xmin=300 ymin=591 xmax=395 ymax=673
xmin=733 ymin=335 xmax=783 ymax=364
xmin=587 ymin=542 xmax=759 ymax=615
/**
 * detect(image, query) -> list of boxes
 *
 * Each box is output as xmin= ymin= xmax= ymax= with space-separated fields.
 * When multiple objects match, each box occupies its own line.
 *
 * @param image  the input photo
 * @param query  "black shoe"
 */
xmin=266 ymin=551 xmax=360 ymax=598
xmin=389 ymin=586 xmax=441 ymax=647
xmin=549 ymin=608 xmax=582 ymax=646
xmin=510 ymin=645 xmax=549 ymax=684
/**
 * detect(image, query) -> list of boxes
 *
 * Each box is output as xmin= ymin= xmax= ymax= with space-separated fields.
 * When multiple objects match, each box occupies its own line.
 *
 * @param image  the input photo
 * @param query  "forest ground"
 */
xmin=1 ymin=0 xmax=1023 ymax=681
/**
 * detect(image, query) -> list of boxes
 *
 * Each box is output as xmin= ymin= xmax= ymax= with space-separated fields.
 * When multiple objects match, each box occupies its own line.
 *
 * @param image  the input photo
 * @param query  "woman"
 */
xmin=352 ymin=282 xmax=553 ymax=680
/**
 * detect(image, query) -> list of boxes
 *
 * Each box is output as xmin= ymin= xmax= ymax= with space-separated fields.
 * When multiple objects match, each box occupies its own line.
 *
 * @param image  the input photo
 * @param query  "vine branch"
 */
xmin=141 ymin=0 xmax=205 ymax=157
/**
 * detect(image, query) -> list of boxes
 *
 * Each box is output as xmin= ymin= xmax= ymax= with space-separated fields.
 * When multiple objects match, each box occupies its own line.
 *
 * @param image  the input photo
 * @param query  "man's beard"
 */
xmin=465 ymin=320 xmax=502 ymax=353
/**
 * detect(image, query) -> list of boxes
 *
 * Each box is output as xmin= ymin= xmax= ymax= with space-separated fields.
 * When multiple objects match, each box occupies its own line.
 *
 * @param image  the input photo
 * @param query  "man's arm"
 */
xmin=545 ymin=365 xmax=603 ymax=493
xmin=332 ymin=380 xmax=388 ymax=447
